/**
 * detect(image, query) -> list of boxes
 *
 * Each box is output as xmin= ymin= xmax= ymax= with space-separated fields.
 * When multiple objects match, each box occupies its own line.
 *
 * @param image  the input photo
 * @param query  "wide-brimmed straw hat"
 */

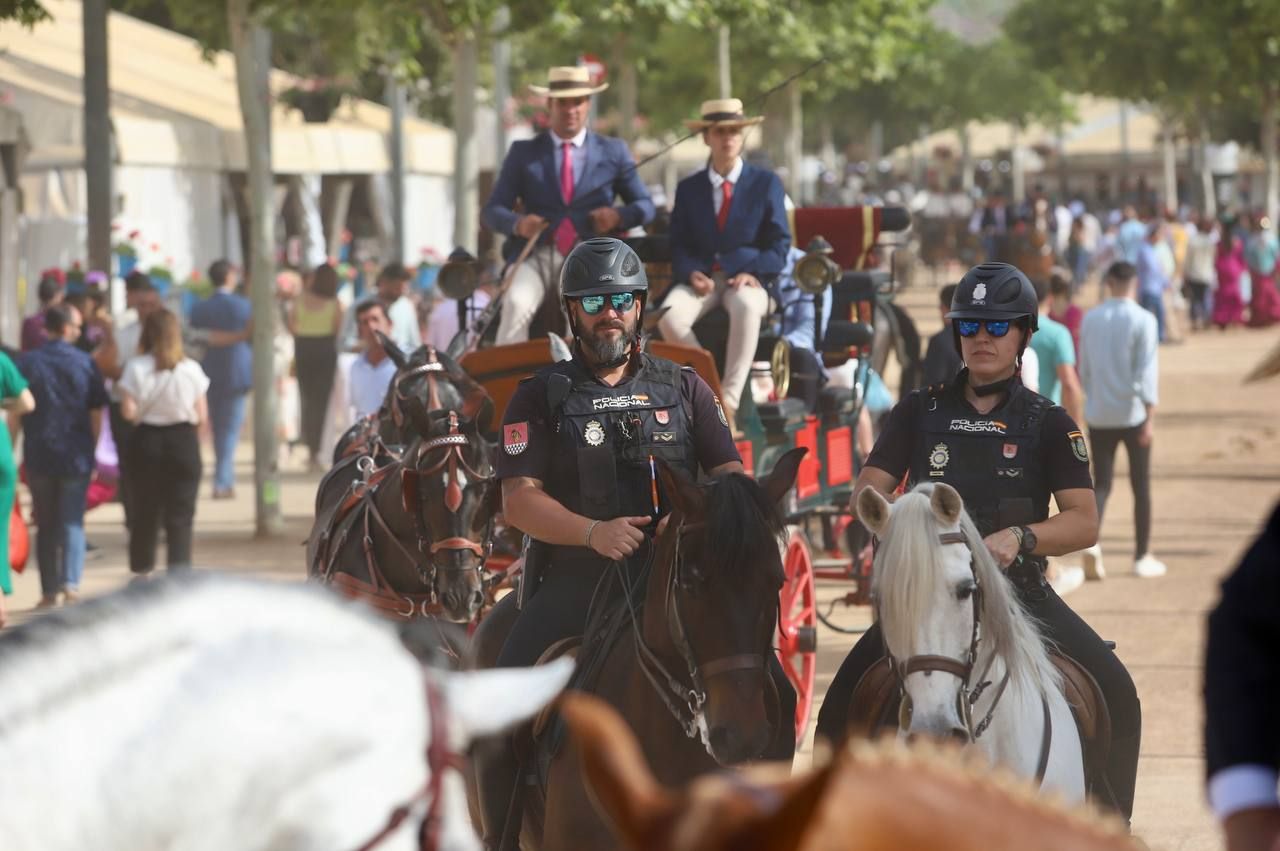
xmin=529 ymin=66 xmax=608 ymax=98
xmin=684 ymin=98 xmax=764 ymax=130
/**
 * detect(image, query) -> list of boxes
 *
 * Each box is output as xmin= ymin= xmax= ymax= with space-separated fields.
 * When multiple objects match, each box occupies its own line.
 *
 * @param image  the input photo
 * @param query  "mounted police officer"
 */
xmin=475 ymin=237 xmax=796 ymax=848
xmin=815 ymin=262 xmax=1142 ymax=825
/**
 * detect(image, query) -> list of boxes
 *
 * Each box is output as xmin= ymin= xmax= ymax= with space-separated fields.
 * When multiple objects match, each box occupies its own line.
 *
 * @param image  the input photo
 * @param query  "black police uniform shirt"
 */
xmin=866 ymin=369 xmax=1092 ymax=536
xmin=496 ymin=350 xmax=740 ymax=502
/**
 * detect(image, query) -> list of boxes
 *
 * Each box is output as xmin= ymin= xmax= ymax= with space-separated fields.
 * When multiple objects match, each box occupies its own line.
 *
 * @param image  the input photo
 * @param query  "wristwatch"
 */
xmin=1010 ymin=525 xmax=1038 ymax=554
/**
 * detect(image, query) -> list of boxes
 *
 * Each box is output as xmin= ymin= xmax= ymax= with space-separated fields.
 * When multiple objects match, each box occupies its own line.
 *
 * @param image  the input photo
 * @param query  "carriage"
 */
xmin=455 ymin=205 xmax=914 ymax=740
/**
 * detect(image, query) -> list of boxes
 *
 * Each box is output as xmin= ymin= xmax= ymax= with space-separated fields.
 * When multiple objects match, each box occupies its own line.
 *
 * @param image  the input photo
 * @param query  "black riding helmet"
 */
xmin=947 ymin=261 xmax=1039 ymax=360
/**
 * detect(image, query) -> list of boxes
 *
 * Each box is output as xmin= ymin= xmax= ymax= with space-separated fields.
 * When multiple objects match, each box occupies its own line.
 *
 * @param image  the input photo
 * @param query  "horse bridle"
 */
xmin=362 ymin=411 xmax=494 ymax=615
xmin=623 ymin=519 xmax=770 ymax=744
xmin=389 ymin=349 xmax=448 ymax=432
xmin=883 ymin=528 xmax=1052 ymax=780
xmin=352 ymin=674 xmax=464 ymax=851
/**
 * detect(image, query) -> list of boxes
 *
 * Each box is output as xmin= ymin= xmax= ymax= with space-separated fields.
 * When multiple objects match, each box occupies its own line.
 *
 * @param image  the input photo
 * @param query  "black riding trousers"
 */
xmin=815 ymin=576 xmax=1140 ymax=823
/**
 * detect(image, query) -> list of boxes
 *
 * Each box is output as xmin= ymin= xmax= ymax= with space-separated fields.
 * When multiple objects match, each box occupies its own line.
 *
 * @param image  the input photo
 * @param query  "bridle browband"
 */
xmin=883 ymin=527 xmax=1052 ymax=781
xmin=623 ymin=518 xmax=771 ymax=746
xmin=352 ymin=673 xmax=464 ymax=851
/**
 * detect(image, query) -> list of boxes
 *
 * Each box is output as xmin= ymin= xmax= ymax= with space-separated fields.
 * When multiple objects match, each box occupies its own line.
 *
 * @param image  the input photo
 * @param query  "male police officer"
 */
xmin=816 ymin=263 xmax=1142 ymax=825
xmin=476 ymin=237 xmax=796 ymax=847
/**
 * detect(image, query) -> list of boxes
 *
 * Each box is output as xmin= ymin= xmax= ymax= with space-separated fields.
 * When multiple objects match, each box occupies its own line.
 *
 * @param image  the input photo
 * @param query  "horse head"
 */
xmin=650 ymin=447 xmax=806 ymax=766
xmin=379 ymin=338 xmax=495 ymax=446
xmin=401 ymin=409 xmax=498 ymax=622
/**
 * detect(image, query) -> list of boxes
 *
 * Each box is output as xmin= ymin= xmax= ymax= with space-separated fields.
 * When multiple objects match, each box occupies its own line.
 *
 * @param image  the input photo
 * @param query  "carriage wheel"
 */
xmin=777 ymin=531 xmax=818 ymax=742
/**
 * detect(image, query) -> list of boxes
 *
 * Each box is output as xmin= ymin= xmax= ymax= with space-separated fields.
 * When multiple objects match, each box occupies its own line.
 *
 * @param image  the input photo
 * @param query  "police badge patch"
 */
xmin=1068 ymin=430 xmax=1089 ymax=463
xmin=584 ymin=420 xmax=606 ymax=447
xmin=929 ymin=443 xmax=950 ymax=477
xmin=504 ymin=422 xmax=528 ymax=456
xmin=655 ymin=409 xmax=670 ymax=425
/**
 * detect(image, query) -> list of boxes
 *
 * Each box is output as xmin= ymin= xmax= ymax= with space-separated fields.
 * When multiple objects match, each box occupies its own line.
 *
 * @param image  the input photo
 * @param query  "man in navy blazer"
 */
xmin=658 ymin=98 xmax=791 ymax=432
xmin=482 ymin=66 xmax=654 ymax=344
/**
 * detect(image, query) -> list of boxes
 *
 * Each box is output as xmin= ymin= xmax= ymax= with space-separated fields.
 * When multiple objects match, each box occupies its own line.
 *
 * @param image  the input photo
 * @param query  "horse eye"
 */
xmin=956 ymin=584 xmax=975 ymax=601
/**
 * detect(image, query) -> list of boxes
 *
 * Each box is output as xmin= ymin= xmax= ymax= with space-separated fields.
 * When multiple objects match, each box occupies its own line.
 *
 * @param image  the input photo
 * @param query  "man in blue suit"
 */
xmin=658 ymin=98 xmax=791 ymax=433
xmin=482 ymin=65 xmax=654 ymax=344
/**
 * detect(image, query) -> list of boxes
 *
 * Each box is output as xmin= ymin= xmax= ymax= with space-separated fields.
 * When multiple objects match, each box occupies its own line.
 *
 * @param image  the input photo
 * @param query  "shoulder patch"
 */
xmin=504 ymin=421 xmax=529 ymax=455
xmin=1068 ymin=430 xmax=1089 ymax=463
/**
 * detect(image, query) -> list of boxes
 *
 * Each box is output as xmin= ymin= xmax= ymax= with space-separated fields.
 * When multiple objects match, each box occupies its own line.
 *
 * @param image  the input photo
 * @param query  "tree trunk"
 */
xmin=1263 ymin=86 xmax=1279 ymax=227
xmin=1161 ymin=118 xmax=1178 ymax=215
xmin=83 ymin=0 xmax=112 ymax=277
xmin=819 ymin=118 xmax=836 ymax=174
xmin=228 ymin=0 xmax=282 ymax=537
xmin=452 ymin=34 xmax=479 ymax=254
xmin=958 ymin=125 xmax=974 ymax=193
xmin=787 ymin=81 xmax=803 ymax=204
xmin=386 ymin=70 xmax=406 ymax=262
xmin=1118 ymin=102 xmax=1131 ymax=204
xmin=1010 ymin=126 xmax=1024 ymax=203
xmin=717 ymin=25 xmax=731 ymax=99
xmin=1198 ymin=125 xmax=1216 ymax=219
xmin=492 ymin=7 xmax=511 ymax=159
xmin=614 ymin=32 xmax=638 ymax=143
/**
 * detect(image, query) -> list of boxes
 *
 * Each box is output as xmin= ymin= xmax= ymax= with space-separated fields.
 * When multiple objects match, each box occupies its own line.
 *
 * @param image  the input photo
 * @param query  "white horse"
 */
xmin=0 ymin=575 xmax=572 ymax=851
xmin=856 ymin=482 xmax=1086 ymax=802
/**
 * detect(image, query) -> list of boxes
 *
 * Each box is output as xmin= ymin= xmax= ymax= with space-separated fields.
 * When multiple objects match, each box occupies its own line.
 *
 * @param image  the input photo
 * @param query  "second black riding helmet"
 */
xmin=560 ymin=237 xmax=649 ymax=297
xmin=947 ymin=262 xmax=1039 ymax=332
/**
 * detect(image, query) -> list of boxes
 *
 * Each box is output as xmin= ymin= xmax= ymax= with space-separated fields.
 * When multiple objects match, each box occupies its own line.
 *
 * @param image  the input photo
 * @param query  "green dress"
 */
xmin=0 ymin=351 xmax=29 ymax=595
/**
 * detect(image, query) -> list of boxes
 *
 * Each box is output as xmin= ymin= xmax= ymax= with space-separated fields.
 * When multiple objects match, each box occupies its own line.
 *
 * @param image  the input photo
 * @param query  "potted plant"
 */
xmin=113 ymin=229 xmax=141 ymax=277
xmin=65 ymin=262 xmax=86 ymax=295
xmin=416 ymin=246 xmax=445 ymax=293
xmin=148 ymin=259 xmax=174 ymax=297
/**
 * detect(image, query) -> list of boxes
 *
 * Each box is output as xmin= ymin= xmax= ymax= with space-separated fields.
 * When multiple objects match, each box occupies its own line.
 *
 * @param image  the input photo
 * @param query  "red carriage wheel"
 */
xmin=776 ymin=531 xmax=818 ymax=742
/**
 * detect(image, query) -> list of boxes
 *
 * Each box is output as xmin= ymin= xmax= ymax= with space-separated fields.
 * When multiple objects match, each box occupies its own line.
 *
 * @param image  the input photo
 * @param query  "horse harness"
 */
xmin=353 ymin=674 xmax=465 ymax=851
xmin=621 ymin=518 xmax=771 ymax=746
xmin=884 ymin=529 xmax=1053 ymax=783
xmin=322 ymin=411 xmax=495 ymax=620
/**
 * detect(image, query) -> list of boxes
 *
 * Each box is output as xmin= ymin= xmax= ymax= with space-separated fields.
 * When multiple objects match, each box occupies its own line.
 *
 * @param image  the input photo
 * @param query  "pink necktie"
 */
xmin=555 ymin=141 xmax=576 ymax=256
xmin=717 ymin=180 xmax=733 ymax=231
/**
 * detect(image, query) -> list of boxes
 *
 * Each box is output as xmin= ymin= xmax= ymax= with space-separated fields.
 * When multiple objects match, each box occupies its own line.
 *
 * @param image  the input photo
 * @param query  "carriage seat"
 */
xmin=817 ymin=386 xmax=857 ymax=427
xmin=845 ymin=652 xmax=1113 ymax=800
xmin=755 ymin=397 xmax=809 ymax=436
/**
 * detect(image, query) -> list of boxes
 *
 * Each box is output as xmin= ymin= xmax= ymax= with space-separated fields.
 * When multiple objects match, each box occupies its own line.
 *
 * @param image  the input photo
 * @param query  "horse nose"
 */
xmin=709 ymin=725 xmax=768 ymax=765
xmin=470 ymin=589 xmax=485 ymax=611
xmin=441 ymin=587 xmax=480 ymax=620
xmin=906 ymin=727 xmax=970 ymax=746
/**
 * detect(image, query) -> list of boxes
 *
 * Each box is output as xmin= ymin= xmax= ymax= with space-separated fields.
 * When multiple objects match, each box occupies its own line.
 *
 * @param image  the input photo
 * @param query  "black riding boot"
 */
xmin=474 ymin=732 xmax=523 ymax=850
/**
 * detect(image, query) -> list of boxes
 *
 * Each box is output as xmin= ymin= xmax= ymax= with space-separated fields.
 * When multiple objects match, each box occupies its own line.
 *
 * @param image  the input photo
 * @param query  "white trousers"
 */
xmin=495 ymin=247 xmax=564 ymax=345
xmin=657 ymin=275 xmax=768 ymax=410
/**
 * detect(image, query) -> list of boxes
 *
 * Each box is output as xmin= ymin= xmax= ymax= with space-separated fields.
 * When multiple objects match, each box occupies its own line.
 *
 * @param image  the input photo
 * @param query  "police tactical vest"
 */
xmin=909 ymin=380 xmax=1052 ymax=539
xmin=540 ymin=353 xmax=698 ymax=521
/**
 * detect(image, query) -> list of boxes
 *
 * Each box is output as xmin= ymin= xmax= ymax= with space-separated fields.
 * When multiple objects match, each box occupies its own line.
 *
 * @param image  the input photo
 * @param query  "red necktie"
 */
xmin=717 ymin=180 xmax=734 ymax=231
xmin=555 ymin=141 xmax=576 ymax=256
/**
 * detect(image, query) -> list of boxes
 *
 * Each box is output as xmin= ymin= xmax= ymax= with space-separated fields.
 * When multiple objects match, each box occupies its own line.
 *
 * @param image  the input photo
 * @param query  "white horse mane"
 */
xmin=874 ymin=484 xmax=1061 ymax=699
xmin=0 ymin=574 xmax=571 ymax=851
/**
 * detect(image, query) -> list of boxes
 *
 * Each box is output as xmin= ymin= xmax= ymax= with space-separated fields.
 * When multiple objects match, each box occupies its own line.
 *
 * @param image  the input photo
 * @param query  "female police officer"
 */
xmin=475 ymin=237 xmax=796 ymax=849
xmin=814 ymin=262 xmax=1141 ymax=825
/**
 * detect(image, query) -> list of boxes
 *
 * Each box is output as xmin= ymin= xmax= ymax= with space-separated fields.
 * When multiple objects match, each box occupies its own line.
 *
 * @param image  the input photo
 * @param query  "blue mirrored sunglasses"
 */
xmin=578 ymin=292 xmax=636 ymax=315
xmin=956 ymin=319 xmax=1012 ymax=338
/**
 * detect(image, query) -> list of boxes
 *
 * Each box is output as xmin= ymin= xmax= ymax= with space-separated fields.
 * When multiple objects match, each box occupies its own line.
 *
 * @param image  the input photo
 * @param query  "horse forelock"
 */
xmin=699 ymin=472 xmax=786 ymax=587
xmin=875 ymin=485 xmax=1059 ymax=698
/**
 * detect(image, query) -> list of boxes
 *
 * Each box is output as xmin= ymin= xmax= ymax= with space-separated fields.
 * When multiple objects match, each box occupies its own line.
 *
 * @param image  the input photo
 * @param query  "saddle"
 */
xmin=846 ymin=651 xmax=1112 ymax=800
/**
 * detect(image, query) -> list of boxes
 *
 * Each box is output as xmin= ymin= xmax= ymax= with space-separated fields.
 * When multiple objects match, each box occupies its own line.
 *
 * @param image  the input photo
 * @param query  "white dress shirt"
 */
xmin=552 ymin=127 xmax=588 ymax=188
xmin=708 ymin=158 xmax=744 ymax=216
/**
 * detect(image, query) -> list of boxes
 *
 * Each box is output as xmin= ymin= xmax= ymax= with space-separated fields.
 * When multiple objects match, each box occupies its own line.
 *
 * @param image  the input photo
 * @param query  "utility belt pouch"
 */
xmin=518 ymin=536 xmax=548 ymax=610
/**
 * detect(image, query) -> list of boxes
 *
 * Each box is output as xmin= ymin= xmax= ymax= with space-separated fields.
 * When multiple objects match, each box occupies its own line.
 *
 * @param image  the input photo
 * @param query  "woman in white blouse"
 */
xmin=119 ymin=309 xmax=210 ymax=575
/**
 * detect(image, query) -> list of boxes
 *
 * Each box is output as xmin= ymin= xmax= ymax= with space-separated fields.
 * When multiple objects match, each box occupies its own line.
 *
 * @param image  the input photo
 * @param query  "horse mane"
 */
xmin=874 ymin=484 xmax=1060 ymax=698
xmin=0 ymin=575 xmax=412 ymax=734
xmin=700 ymin=472 xmax=786 ymax=585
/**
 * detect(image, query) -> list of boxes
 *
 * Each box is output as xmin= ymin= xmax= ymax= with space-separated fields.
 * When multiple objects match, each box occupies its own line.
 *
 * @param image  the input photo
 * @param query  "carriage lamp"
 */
xmin=794 ymin=236 xmax=841 ymax=294
xmin=437 ymin=247 xmax=482 ymax=301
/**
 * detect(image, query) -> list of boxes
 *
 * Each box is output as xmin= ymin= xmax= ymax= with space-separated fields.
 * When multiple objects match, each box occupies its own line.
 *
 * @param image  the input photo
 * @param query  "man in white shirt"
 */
xmin=348 ymin=301 xmax=399 ymax=421
xmin=375 ymin=263 xmax=422 ymax=355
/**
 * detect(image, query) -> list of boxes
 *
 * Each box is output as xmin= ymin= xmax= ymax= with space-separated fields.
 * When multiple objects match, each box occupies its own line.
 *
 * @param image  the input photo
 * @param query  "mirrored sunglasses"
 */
xmin=956 ymin=319 xmax=1012 ymax=338
xmin=578 ymin=292 xmax=636 ymax=315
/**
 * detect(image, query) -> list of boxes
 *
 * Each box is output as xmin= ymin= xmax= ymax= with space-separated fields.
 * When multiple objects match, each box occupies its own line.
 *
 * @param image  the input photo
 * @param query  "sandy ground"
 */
xmin=4 ymin=280 xmax=1278 ymax=850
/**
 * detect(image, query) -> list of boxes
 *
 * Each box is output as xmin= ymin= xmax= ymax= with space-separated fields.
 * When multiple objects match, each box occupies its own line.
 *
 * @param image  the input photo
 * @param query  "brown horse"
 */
xmin=469 ymin=448 xmax=806 ymax=850
xmin=308 ymin=408 xmax=497 ymax=624
xmin=559 ymin=692 xmax=1136 ymax=851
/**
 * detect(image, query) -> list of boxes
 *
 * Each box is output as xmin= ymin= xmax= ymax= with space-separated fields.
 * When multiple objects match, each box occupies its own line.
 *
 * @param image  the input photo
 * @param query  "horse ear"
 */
xmin=560 ymin=693 xmax=676 ymax=849
xmin=760 ymin=446 xmax=807 ymax=505
xmin=377 ymin=331 xmax=407 ymax=369
xmin=445 ymin=657 xmax=573 ymax=741
xmin=929 ymin=482 xmax=963 ymax=526
xmin=657 ymin=458 xmax=704 ymax=516
xmin=731 ymin=761 xmax=839 ymax=851
xmin=855 ymin=486 xmax=891 ymax=538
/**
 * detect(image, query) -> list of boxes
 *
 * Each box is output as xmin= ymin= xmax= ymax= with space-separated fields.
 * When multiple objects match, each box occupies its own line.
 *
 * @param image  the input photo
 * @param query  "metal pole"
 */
xmin=453 ymin=35 xmax=479 ymax=254
xmin=718 ymin=25 xmax=731 ymax=98
xmin=492 ymin=7 xmax=511 ymax=160
xmin=83 ymin=0 xmax=112 ymax=276
xmin=387 ymin=70 xmax=406 ymax=263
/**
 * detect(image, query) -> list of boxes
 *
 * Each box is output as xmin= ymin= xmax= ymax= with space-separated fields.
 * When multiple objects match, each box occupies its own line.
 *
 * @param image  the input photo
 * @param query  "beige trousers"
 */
xmin=657 ymin=274 xmax=768 ymax=410
xmin=495 ymin=246 xmax=564 ymax=345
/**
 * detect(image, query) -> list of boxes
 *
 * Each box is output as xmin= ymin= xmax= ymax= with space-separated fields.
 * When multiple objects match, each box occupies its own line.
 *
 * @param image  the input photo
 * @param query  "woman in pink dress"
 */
xmin=1213 ymin=233 xmax=1248 ymax=328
